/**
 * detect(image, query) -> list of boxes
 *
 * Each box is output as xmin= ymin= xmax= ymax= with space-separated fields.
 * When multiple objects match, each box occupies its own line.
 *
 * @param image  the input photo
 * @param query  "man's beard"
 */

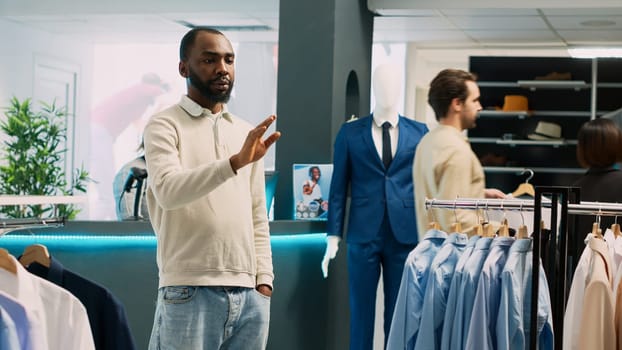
xmin=461 ymin=113 xmax=477 ymax=130
xmin=188 ymin=69 xmax=233 ymax=103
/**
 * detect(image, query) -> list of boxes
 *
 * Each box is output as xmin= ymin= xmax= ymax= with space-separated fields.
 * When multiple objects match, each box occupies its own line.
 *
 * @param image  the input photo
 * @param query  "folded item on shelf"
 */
xmin=502 ymin=95 xmax=529 ymax=112
xmin=527 ymin=121 xmax=563 ymax=140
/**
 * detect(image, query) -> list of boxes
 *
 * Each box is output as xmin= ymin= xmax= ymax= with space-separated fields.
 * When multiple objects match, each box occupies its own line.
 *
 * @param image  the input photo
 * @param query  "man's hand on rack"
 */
xmin=484 ymin=188 xmax=507 ymax=199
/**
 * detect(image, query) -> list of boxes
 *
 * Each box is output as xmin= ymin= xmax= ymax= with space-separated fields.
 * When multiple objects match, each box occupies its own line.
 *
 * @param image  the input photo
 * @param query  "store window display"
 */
xmin=322 ymin=63 xmax=428 ymax=349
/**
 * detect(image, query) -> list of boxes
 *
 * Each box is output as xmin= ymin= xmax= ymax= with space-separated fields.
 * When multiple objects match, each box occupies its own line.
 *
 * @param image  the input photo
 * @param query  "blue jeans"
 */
xmin=148 ymin=286 xmax=271 ymax=350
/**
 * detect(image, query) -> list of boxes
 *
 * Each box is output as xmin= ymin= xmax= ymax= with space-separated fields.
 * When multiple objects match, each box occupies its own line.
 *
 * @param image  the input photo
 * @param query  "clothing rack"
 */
xmin=0 ymin=195 xmax=83 ymax=235
xmin=425 ymin=189 xmax=622 ymax=350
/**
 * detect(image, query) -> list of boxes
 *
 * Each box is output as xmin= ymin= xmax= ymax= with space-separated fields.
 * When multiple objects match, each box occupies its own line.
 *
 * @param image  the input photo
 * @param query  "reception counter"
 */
xmin=1 ymin=220 xmax=350 ymax=350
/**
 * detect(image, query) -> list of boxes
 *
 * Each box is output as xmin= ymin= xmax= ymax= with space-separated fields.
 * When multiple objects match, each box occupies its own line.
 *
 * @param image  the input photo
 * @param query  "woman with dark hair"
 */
xmin=571 ymin=118 xmax=622 ymax=259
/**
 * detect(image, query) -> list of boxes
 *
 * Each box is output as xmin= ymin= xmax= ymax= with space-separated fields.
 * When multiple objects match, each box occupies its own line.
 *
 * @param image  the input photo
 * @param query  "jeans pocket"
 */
xmin=253 ymin=288 xmax=272 ymax=302
xmin=162 ymin=286 xmax=196 ymax=304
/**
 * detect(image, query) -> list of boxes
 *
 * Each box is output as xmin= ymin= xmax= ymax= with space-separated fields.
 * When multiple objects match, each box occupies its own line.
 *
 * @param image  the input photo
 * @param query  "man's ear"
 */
xmin=451 ymin=97 xmax=463 ymax=112
xmin=179 ymin=61 xmax=188 ymax=78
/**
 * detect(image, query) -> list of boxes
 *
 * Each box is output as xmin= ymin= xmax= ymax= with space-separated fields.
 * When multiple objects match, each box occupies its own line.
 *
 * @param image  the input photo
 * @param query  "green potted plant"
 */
xmin=0 ymin=97 xmax=89 ymax=219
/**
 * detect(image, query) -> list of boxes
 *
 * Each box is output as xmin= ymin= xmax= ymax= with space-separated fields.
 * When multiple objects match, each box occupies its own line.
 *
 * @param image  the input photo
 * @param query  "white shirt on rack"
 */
xmin=0 ymin=255 xmax=94 ymax=350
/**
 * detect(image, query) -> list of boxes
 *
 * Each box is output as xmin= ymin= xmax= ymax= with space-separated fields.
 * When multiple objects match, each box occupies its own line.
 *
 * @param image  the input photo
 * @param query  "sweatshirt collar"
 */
xmin=179 ymin=95 xmax=232 ymax=122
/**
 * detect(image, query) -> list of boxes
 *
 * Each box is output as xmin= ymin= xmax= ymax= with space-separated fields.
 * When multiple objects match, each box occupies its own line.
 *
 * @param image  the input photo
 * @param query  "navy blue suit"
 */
xmin=327 ymin=114 xmax=428 ymax=349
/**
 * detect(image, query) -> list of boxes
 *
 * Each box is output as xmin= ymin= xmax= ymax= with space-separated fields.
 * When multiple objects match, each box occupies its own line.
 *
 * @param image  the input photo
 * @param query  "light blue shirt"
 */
xmin=447 ymin=236 xmax=494 ymax=349
xmin=387 ymin=229 xmax=447 ymax=350
xmin=413 ymin=232 xmax=469 ymax=350
xmin=496 ymin=238 xmax=554 ymax=350
xmin=0 ymin=306 xmax=19 ymax=350
xmin=0 ymin=291 xmax=32 ymax=350
xmin=440 ymin=234 xmax=480 ymax=350
xmin=466 ymin=236 xmax=515 ymax=350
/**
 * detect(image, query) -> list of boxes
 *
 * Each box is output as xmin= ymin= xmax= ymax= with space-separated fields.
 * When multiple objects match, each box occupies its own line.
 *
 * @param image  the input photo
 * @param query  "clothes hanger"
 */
xmin=512 ymin=169 xmax=535 ymax=198
xmin=449 ymin=198 xmax=462 ymax=233
xmin=427 ymin=199 xmax=440 ymax=230
xmin=498 ymin=218 xmax=510 ymax=237
xmin=592 ymin=207 xmax=604 ymax=239
xmin=482 ymin=202 xmax=495 ymax=237
xmin=516 ymin=202 xmax=529 ymax=239
xmin=0 ymin=248 xmax=17 ymax=275
xmin=18 ymin=243 xmax=50 ymax=268
xmin=611 ymin=215 xmax=621 ymax=238
xmin=470 ymin=199 xmax=484 ymax=236
xmin=496 ymin=200 xmax=509 ymax=237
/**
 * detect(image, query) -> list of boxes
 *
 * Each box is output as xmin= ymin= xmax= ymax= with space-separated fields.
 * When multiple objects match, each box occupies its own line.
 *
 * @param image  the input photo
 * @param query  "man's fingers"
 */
xmin=257 ymin=114 xmax=277 ymax=129
xmin=264 ymin=132 xmax=281 ymax=148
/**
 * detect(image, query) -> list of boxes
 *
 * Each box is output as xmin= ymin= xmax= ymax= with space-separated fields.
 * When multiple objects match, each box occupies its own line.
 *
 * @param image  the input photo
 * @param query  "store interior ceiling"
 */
xmin=1 ymin=0 xmax=621 ymax=52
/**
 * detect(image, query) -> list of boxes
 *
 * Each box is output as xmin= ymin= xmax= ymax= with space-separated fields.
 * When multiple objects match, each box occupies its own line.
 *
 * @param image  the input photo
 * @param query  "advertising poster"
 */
xmin=292 ymin=164 xmax=333 ymax=220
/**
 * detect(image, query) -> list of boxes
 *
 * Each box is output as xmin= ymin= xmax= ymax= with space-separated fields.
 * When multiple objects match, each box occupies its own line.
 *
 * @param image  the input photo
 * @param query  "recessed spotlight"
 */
xmin=568 ymin=47 xmax=622 ymax=58
xmin=580 ymin=20 xmax=616 ymax=27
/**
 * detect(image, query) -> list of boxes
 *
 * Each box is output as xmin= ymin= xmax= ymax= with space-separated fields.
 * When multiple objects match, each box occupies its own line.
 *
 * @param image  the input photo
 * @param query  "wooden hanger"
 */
xmin=0 ymin=248 xmax=17 ymax=275
xmin=427 ymin=199 xmax=440 ymax=230
xmin=449 ymin=199 xmax=462 ymax=233
xmin=471 ymin=223 xmax=483 ymax=237
xmin=512 ymin=169 xmax=535 ymax=198
xmin=498 ymin=218 xmax=510 ymax=237
xmin=483 ymin=223 xmax=495 ymax=237
xmin=450 ymin=222 xmax=462 ymax=233
xmin=592 ymin=222 xmax=604 ymax=239
xmin=517 ymin=225 xmax=529 ymax=239
xmin=18 ymin=244 xmax=50 ymax=268
xmin=612 ymin=223 xmax=621 ymax=238
xmin=428 ymin=221 xmax=440 ymax=230
xmin=516 ymin=203 xmax=529 ymax=239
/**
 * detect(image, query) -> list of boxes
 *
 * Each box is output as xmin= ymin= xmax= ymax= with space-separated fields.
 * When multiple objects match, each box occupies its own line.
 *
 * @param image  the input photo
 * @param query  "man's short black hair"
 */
xmin=179 ymin=27 xmax=225 ymax=61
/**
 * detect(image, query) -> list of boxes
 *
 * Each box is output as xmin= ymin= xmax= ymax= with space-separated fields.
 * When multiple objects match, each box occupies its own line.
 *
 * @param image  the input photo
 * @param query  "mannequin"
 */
xmin=323 ymin=63 xmax=428 ymax=349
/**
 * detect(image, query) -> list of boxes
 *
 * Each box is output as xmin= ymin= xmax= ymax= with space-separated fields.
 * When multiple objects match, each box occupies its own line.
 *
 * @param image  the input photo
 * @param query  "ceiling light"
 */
xmin=567 ymin=47 xmax=622 ymax=58
xmin=580 ymin=19 xmax=616 ymax=27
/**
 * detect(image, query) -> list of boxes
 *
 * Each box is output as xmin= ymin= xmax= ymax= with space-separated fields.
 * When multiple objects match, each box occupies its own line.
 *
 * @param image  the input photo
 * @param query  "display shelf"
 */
xmin=470 ymin=137 xmax=577 ymax=147
xmin=483 ymin=166 xmax=585 ymax=175
xmin=470 ymin=56 xmax=622 ymax=193
xmin=478 ymin=110 xmax=591 ymax=119
xmin=517 ymin=80 xmax=589 ymax=91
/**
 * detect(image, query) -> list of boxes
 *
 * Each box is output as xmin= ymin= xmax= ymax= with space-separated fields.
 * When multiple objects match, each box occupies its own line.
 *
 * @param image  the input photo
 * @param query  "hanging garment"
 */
xmin=387 ymin=229 xmax=447 ymax=350
xmin=465 ymin=236 xmax=515 ymax=349
xmin=440 ymin=235 xmax=480 ymax=350
xmin=0 ymin=304 xmax=20 ymax=350
xmin=0 ymin=290 xmax=45 ymax=350
xmin=578 ymin=237 xmax=616 ymax=350
xmin=413 ymin=232 xmax=468 ymax=350
xmin=445 ymin=236 xmax=495 ymax=349
xmin=496 ymin=238 xmax=554 ymax=350
xmin=0 ymin=255 xmax=94 ymax=350
xmin=26 ymin=257 xmax=136 ymax=350
xmin=564 ymin=233 xmax=596 ymax=350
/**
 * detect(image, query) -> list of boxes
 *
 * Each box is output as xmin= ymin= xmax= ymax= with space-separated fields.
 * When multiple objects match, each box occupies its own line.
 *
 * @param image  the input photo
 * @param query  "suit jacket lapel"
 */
xmin=359 ymin=116 xmax=382 ymax=166
xmin=395 ymin=115 xmax=413 ymax=160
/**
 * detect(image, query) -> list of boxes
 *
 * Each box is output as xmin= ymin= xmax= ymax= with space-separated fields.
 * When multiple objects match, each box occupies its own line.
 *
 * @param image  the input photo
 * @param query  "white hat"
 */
xmin=527 ymin=121 xmax=563 ymax=140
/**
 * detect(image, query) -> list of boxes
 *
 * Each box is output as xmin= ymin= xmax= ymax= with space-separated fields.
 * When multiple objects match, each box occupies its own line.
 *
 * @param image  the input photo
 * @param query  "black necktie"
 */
xmin=382 ymin=122 xmax=392 ymax=169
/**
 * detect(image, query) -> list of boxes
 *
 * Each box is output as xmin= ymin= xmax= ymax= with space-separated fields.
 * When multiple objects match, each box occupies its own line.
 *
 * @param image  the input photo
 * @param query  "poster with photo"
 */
xmin=292 ymin=164 xmax=333 ymax=220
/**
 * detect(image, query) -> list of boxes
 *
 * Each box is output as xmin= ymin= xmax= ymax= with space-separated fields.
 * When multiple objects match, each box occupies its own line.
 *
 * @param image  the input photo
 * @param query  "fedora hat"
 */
xmin=502 ymin=95 xmax=529 ymax=112
xmin=527 ymin=121 xmax=563 ymax=140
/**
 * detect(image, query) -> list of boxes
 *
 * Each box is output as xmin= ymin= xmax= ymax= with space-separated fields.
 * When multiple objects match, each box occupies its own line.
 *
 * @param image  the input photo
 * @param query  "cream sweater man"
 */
xmin=145 ymin=96 xmax=274 ymax=289
xmin=413 ymin=69 xmax=505 ymax=239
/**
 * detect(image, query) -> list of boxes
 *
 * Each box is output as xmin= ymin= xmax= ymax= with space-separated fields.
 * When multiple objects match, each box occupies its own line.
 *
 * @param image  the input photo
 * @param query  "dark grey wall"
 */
xmin=274 ymin=0 xmax=374 ymax=221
